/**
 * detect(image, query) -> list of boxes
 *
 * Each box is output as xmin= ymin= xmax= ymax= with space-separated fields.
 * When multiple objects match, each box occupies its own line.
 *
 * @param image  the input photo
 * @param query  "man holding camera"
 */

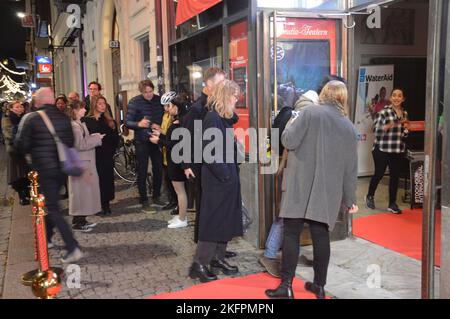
xmin=126 ymin=80 xmax=166 ymax=211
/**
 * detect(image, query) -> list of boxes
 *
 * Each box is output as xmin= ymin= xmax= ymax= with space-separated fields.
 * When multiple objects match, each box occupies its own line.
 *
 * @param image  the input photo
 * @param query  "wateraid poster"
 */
xmin=355 ymin=65 xmax=394 ymax=176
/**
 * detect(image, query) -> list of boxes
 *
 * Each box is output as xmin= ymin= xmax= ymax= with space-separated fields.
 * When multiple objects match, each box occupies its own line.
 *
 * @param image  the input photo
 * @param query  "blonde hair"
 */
xmin=319 ymin=80 xmax=348 ymax=116
xmin=8 ymin=100 xmax=22 ymax=110
xmin=207 ymin=80 xmax=240 ymax=119
xmin=87 ymin=96 xmax=116 ymax=130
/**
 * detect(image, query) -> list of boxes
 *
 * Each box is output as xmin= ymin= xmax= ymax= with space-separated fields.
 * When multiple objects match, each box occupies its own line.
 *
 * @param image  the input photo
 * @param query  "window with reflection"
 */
xmin=257 ymin=0 xmax=345 ymax=10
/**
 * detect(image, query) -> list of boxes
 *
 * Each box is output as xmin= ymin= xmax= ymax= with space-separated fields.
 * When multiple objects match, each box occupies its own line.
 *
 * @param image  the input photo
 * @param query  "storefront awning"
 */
xmin=176 ymin=0 xmax=222 ymax=26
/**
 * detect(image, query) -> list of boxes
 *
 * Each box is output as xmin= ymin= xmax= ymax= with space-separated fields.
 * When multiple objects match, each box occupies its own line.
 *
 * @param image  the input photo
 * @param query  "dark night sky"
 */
xmin=0 ymin=0 xmax=27 ymax=60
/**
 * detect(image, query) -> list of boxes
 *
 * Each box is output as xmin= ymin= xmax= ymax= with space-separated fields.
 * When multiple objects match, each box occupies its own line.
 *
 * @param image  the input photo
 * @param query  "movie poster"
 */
xmin=271 ymin=18 xmax=338 ymax=110
xmin=355 ymin=65 xmax=394 ymax=176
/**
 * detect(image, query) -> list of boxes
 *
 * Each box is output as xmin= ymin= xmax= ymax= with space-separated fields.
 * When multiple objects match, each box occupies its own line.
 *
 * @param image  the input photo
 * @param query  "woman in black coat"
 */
xmin=1 ymin=101 xmax=29 ymax=205
xmin=84 ymin=96 xmax=119 ymax=215
xmin=189 ymin=80 xmax=243 ymax=283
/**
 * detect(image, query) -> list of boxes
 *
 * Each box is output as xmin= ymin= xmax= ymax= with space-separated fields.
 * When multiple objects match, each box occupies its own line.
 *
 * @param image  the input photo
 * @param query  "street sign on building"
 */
xmin=38 ymin=64 xmax=52 ymax=74
xmin=36 ymin=56 xmax=53 ymax=75
xmin=110 ymin=40 xmax=120 ymax=48
xmin=21 ymin=15 xmax=35 ymax=28
xmin=36 ymin=56 xmax=52 ymax=64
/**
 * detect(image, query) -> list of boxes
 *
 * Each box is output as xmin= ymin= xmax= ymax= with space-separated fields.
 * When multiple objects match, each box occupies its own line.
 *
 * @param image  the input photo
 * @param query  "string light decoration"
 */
xmin=0 ymin=74 xmax=28 ymax=99
xmin=0 ymin=59 xmax=30 ymax=101
xmin=0 ymin=61 xmax=26 ymax=76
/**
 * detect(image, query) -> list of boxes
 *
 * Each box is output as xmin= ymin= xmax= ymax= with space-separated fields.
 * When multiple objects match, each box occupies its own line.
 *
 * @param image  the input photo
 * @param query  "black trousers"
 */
xmin=39 ymin=172 xmax=78 ymax=253
xmin=163 ymin=165 xmax=177 ymax=204
xmin=194 ymin=241 xmax=228 ymax=265
xmin=192 ymin=165 xmax=202 ymax=243
xmin=368 ymin=147 xmax=405 ymax=205
xmin=11 ymin=177 xmax=29 ymax=196
xmin=135 ymin=141 xmax=163 ymax=202
xmin=281 ymin=219 xmax=330 ymax=287
xmin=72 ymin=216 xmax=87 ymax=226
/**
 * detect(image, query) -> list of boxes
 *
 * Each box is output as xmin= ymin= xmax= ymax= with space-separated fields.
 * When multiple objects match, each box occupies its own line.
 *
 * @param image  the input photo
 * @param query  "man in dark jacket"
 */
xmin=84 ymin=81 xmax=102 ymax=115
xmin=15 ymin=88 xmax=82 ymax=263
xmin=126 ymin=80 xmax=165 ymax=210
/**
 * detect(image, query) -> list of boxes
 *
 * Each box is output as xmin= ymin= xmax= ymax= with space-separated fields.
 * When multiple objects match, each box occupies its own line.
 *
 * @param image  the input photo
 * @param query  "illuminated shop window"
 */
xmin=257 ymin=0 xmax=344 ymax=10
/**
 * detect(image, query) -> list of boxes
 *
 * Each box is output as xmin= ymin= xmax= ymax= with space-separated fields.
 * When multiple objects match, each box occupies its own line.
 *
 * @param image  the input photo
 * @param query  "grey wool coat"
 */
xmin=280 ymin=103 xmax=358 ymax=231
xmin=68 ymin=121 xmax=103 ymax=216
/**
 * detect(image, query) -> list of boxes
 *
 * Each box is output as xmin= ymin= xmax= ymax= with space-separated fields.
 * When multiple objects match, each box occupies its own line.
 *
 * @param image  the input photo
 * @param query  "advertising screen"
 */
xmin=276 ymin=40 xmax=331 ymax=95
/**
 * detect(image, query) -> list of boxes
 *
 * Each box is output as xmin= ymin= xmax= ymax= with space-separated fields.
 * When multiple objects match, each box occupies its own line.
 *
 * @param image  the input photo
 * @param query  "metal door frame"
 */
xmin=254 ymin=9 xmax=349 ymax=247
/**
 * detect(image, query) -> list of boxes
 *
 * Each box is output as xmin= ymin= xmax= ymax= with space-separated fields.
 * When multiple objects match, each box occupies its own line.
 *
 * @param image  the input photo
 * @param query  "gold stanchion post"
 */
xmin=21 ymin=171 xmax=63 ymax=299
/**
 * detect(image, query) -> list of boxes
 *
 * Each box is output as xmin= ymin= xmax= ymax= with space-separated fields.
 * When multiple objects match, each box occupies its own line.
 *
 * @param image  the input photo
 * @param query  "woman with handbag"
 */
xmin=68 ymin=101 xmax=104 ymax=232
xmin=265 ymin=81 xmax=359 ymax=299
xmin=83 ymin=96 xmax=119 ymax=216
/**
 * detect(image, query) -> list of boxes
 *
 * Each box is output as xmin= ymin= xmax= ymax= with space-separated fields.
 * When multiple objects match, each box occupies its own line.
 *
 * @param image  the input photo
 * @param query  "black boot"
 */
xmin=305 ymin=282 xmax=326 ymax=299
xmin=163 ymin=201 xmax=177 ymax=211
xmin=225 ymin=251 xmax=237 ymax=258
xmin=170 ymin=206 xmax=179 ymax=216
xmin=265 ymin=279 xmax=294 ymax=299
xmin=19 ymin=190 xmax=30 ymax=206
xmin=210 ymin=259 xmax=239 ymax=275
xmin=189 ymin=262 xmax=217 ymax=283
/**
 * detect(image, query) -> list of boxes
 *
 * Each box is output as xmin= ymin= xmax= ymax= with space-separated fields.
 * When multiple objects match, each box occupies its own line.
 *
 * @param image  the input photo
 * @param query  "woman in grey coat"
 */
xmin=68 ymin=101 xmax=104 ymax=232
xmin=266 ymin=81 xmax=359 ymax=299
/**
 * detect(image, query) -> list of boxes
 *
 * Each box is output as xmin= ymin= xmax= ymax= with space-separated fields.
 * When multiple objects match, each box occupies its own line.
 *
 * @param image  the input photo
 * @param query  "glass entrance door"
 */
xmin=256 ymin=11 xmax=345 ymax=246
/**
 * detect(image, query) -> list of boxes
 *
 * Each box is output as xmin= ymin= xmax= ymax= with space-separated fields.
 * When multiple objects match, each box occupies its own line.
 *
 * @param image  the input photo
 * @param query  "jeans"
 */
xmin=135 ymin=141 xmax=163 ymax=202
xmin=281 ymin=219 xmax=330 ymax=287
xmin=39 ymin=172 xmax=79 ymax=253
xmin=368 ymin=147 xmax=405 ymax=205
xmin=264 ymin=217 xmax=302 ymax=259
xmin=264 ymin=218 xmax=284 ymax=259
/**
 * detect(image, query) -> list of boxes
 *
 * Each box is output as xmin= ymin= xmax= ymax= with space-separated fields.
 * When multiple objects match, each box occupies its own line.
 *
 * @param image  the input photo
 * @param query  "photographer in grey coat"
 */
xmin=266 ymin=81 xmax=359 ymax=299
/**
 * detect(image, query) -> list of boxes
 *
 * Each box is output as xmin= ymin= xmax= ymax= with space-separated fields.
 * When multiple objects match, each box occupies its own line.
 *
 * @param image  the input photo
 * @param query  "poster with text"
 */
xmin=355 ymin=65 xmax=394 ymax=176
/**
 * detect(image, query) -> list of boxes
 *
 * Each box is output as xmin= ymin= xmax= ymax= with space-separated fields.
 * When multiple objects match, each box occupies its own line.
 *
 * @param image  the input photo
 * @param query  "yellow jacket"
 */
xmin=161 ymin=112 xmax=172 ymax=166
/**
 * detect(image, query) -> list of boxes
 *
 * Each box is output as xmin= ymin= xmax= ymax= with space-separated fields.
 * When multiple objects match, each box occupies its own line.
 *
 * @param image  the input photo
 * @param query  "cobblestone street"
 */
xmin=16 ymin=178 xmax=264 ymax=299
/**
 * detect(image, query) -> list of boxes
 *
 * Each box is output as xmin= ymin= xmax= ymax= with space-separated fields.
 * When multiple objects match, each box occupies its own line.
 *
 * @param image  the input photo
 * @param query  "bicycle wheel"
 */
xmin=114 ymin=150 xmax=137 ymax=183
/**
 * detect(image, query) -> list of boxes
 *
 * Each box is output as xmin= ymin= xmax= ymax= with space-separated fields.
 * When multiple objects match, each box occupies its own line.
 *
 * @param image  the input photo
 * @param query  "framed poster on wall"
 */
xmin=271 ymin=18 xmax=339 ymax=110
xmin=355 ymin=65 xmax=395 ymax=176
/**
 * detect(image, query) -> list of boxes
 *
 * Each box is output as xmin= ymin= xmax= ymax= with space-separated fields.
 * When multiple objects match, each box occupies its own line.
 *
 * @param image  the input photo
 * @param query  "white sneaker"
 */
xmin=85 ymin=222 xmax=98 ymax=229
xmin=168 ymin=216 xmax=178 ymax=224
xmin=61 ymin=248 xmax=84 ymax=263
xmin=168 ymin=217 xmax=188 ymax=229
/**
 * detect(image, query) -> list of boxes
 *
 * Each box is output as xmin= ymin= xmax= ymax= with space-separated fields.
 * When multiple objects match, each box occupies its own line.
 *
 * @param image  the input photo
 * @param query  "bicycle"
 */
xmin=114 ymin=125 xmax=153 ymax=194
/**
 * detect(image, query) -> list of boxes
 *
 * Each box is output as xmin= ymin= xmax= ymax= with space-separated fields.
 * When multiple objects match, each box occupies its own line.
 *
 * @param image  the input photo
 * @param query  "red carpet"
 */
xmin=353 ymin=209 xmax=441 ymax=266
xmin=150 ymin=273 xmax=320 ymax=299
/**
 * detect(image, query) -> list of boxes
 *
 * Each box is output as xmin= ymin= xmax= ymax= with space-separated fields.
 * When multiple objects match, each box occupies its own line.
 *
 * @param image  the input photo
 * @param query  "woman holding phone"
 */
xmin=150 ymin=92 xmax=189 ymax=229
xmin=68 ymin=101 xmax=105 ymax=231
xmin=365 ymin=88 xmax=410 ymax=214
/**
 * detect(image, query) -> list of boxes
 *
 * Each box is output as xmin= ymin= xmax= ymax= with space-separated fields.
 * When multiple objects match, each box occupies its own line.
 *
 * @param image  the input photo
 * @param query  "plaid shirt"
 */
xmin=373 ymin=105 xmax=409 ymax=153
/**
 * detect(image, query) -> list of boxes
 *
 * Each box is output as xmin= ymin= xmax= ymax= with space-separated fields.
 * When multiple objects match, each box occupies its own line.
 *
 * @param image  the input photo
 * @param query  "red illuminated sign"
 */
xmin=38 ymin=64 xmax=52 ymax=74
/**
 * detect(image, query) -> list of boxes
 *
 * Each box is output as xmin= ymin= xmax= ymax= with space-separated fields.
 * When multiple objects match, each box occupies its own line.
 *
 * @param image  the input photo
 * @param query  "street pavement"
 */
xmin=0 ymin=145 xmax=13 ymax=298
xmin=2 ymin=177 xmax=265 ymax=299
xmin=0 ymin=146 xmax=437 ymax=299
